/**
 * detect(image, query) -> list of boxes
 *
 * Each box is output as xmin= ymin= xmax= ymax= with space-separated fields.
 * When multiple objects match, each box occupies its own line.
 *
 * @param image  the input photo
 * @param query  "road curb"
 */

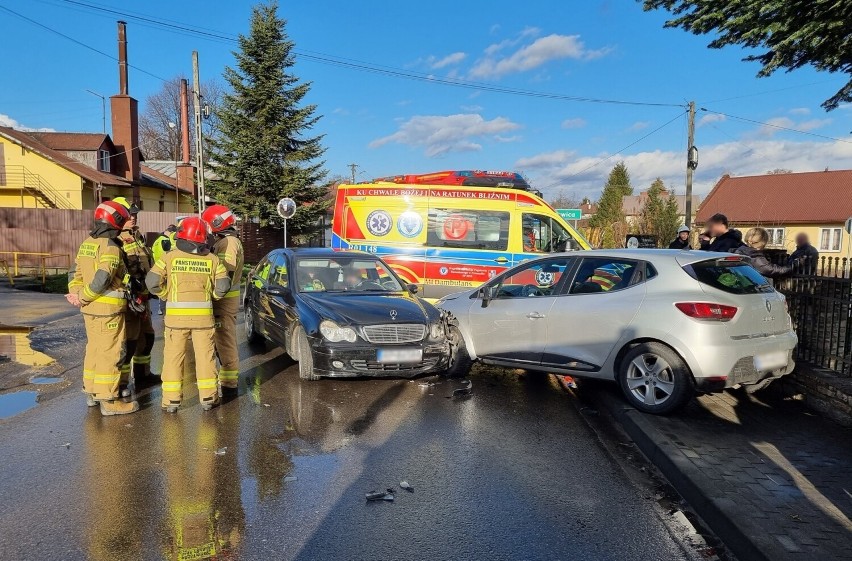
xmin=590 ymin=387 xmax=774 ymax=561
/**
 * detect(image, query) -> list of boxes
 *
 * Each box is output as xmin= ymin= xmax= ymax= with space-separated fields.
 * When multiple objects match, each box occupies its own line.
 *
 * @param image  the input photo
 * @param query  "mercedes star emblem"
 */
xmin=390 ymin=309 xmax=397 ymax=320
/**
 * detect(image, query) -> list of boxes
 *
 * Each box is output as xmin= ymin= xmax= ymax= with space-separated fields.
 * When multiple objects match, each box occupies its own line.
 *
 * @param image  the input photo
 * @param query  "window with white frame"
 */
xmin=818 ymin=228 xmax=842 ymax=252
xmin=98 ymin=150 xmax=110 ymax=172
xmin=766 ymin=227 xmax=785 ymax=247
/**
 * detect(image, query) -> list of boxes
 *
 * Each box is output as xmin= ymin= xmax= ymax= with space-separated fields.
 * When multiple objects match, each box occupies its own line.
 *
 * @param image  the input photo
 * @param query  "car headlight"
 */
xmin=428 ymin=321 xmax=445 ymax=340
xmin=319 ymin=320 xmax=357 ymax=343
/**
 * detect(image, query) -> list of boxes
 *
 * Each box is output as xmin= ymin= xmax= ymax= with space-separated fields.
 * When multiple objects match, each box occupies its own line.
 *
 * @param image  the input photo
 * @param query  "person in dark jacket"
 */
xmin=699 ymin=213 xmax=744 ymax=253
xmin=734 ymin=228 xmax=792 ymax=281
xmin=668 ymin=225 xmax=691 ymax=249
xmin=788 ymin=233 xmax=819 ymax=274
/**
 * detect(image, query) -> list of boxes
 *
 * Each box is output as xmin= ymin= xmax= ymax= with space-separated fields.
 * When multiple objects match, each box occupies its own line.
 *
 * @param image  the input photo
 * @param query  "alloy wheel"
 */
xmin=625 ymin=353 xmax=676 ymax=406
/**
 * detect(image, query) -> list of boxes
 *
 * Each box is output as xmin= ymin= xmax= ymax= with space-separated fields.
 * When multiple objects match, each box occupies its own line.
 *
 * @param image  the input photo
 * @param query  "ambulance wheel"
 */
xmin=245 ymin=306 xmax=264 ymax=347
xmin=295 ymin=327 xmax=319 ymax=381
xmin=445 ymin=326 xmax=473 ymax=378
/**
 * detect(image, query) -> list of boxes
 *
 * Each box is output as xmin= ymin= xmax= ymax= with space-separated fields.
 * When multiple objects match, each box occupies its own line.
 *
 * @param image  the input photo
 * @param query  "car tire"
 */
xmin=245 ymin=305 xmax=264 ymax=347
xmin=294 ymin=327 xmax=319 ymax=381
xmin=444 ymin=325 xmax=473 ymax=378
xmin=617 ymin=342 xmax=693 ymax=415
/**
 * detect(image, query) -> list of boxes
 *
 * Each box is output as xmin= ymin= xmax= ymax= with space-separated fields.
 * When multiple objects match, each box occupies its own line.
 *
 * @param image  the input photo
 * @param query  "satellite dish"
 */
xmin=277 ymin=197 xmax=297 ymax=219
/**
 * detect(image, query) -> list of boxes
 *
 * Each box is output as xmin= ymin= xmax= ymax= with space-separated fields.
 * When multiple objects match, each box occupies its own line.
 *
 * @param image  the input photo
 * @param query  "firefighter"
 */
xmin=66 ymin=200 xmax=139 ymax=416
xmin=146 ymin=216 xmax=230 ymax=412
xmin=202 ymin=205 xmax=244 ymax=393
xmin=152 ymin=224 xmax=177 ymax=316
xmin=112 ymin=197 xmax=158 ymax=392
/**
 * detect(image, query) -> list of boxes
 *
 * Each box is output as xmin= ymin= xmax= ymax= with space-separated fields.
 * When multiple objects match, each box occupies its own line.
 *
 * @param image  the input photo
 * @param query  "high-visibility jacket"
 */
xmin=146 ymin=249 xmax=229 ymax=329
xmin=119 ymin=229 xmax=153 ymax=295
xmin=212 ymin=232 xmax=244 ymax=304
xmin=68 ymin=236 xmax=127 ymax=316
xmin=151 ymin=232 xmax=175 ymax=264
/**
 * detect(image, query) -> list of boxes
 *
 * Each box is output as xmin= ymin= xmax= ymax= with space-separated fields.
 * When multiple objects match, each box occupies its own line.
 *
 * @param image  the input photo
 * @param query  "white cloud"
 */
xmin=798 ymin=118 xmax=832 ymax=131
xmin=484 ymin=26 xmax=541 ymax=56
xmin=460 ymin=104 xmax=484 ymax=112
xmin=756 ymin=116 xmax=831 ymax=137
xmin=697 ymin=113 xmax=726 ymax=127
xmin=332 ymin=107 xmax=350 ymax=115
xmin=471 ymin=33 xmax=609 ymax=79
xmin=489 ymin=24 xmax=501 ymax=35
xmin=0 ymin=114 xmax=55 ymax=132
xmin=517 ymin=138 xmax=852 ymax=200
xmin=626 ymin=121 xmax=650 ymax=132
xmin=427 ymin=52 xmax=467 ymax=69
xmin=789 ymin=107 xmax=811 ymax=116
xmin=561 ymin=118 xmax=587 ymax=129
xmin=370 ymin=113 xmax=522 ymax=157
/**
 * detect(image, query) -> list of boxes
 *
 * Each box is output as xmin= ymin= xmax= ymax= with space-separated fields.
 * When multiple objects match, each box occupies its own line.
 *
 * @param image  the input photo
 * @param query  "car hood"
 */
xmin=300 ymin=292 xmax=438 ymax=326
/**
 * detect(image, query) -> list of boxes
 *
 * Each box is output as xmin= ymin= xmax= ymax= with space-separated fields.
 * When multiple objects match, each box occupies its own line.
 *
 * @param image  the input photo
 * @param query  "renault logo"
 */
xmin=390 ymin=309 xmax=397 ymax=320
xmin=765 ymin=300 xmax=772 ymax=313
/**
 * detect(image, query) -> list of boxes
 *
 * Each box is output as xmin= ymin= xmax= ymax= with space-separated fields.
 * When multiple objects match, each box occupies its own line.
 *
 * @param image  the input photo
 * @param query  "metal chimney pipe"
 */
xmin=179 ymin=78 xmax=191 ymax=164
xmin=117 ymin=21 xmax=128 ymax=95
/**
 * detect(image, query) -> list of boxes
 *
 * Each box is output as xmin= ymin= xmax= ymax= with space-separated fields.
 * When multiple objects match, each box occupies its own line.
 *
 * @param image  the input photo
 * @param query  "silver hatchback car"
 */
xmin=437 ymin=249 xmax=797 ymax=414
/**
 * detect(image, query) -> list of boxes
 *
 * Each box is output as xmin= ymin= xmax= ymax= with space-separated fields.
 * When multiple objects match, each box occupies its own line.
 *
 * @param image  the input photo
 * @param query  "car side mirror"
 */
xmin=480 ymin=285 xmax=493 ymax=308
xmin=266 ymin=286 xmax=290 ymax=298
xmin=407 ymin=283 xmax=419 ymax=295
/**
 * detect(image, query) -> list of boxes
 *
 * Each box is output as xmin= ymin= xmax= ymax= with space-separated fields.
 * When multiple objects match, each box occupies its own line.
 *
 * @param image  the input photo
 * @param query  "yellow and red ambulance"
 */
xmin=331 ymin=170 xmax=591 ymax=298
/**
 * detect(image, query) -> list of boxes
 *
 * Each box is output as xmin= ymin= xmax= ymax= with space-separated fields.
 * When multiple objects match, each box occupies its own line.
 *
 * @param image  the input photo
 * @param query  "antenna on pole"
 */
xmin=348 ymin=163 xmax=358 ymax=184
xmin=84 ymin=89 xmax=106 ymax=134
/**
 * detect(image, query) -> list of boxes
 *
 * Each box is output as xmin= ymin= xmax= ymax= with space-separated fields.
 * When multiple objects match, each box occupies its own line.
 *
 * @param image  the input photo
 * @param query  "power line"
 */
xmin=0 ymin=4 xmax=169 ymax=83
xmin=699 ymin=108 xmax=852 ymax=144
xmin=698 ymin=79 xmax=841 ymax=105
xmin=37 ymin=0 xmax=683 ymax=108
xmin=539 ymin=110 xmax=687 ymax=191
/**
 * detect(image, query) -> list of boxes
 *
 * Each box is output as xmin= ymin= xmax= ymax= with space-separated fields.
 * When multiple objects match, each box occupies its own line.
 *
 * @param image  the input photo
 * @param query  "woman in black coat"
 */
xmin=734 ymin=227 xmax=792 ymax=281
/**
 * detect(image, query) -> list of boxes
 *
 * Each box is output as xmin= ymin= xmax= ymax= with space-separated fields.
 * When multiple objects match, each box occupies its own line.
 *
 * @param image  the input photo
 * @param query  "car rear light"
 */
xmin=675 ymin=302 xmax=738 ymax=321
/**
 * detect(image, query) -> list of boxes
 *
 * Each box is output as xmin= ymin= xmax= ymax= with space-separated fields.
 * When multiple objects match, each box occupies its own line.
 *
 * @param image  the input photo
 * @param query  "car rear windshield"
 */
xmin=687 ymin=259 xmax=773 ymax=295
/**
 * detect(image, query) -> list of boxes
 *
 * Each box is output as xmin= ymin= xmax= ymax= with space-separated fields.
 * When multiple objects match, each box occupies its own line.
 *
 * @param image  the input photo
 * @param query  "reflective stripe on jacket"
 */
xmin=69 ymin=236 xmax=127 ymax=316
xmin=146 ymin=249 xmax=229 ymax=329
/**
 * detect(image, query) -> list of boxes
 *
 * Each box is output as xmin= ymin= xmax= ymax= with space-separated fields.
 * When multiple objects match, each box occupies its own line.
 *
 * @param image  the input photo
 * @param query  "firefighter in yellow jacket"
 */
xmin=66 ymin=201 xmax=139 ymax=416
xmin=202 ymin=205 xmax=244 ymax=392
xmin=146 ymin=216 xmax=230 ymax=412
xmin=113 ymin=197 xmax=157 ymax=392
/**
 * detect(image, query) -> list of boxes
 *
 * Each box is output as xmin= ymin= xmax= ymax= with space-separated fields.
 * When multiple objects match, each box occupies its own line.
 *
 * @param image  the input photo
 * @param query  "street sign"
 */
xmin=626 ymin=235 xmax=657 ymax=249
xmin=557 ymin=208 xmax=582 ymax=221
xmin=844 ymin=216 xmax=852 ymax=235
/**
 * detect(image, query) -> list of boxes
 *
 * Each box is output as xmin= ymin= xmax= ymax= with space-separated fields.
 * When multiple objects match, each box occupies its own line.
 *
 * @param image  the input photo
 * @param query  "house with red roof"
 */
xmin=695 ymin=171 xmax=852 ymax=256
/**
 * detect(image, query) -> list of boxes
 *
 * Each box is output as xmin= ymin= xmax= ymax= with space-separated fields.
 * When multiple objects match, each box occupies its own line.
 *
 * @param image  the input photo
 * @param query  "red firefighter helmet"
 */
xmin=201 ymin=205 xmax=236 ymax=233
xmin=93 ymin=200 xmax=131 ymax=229
xmin=176 ymin=216 xmax=211 ymax=244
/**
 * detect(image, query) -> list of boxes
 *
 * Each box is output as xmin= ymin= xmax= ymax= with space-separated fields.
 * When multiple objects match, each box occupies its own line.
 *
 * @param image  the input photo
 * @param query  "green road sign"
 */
xmin=557 ymin=209 xmax=582 ymax=221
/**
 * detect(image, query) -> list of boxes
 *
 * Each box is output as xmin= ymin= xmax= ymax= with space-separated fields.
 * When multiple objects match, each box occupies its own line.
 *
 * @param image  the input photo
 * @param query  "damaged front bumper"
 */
xmin=310 ymin=338 xmax=451 ymax=378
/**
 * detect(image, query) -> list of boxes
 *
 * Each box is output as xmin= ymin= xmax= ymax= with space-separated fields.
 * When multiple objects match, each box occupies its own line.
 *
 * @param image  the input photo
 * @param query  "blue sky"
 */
xmin=1 ymin=0 xmax=850 ymax=201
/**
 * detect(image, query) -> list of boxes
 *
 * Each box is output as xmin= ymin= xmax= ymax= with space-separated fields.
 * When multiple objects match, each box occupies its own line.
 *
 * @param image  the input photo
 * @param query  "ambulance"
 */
xmin=330 ymin=170 xmax=591 ymax=298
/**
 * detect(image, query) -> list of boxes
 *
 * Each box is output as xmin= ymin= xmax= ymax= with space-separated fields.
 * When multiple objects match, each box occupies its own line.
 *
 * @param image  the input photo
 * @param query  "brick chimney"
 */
xmin=175 ymin=78 xmax=196 ymax=200
xmin=109 ymin=21 xmax=141 ymax=193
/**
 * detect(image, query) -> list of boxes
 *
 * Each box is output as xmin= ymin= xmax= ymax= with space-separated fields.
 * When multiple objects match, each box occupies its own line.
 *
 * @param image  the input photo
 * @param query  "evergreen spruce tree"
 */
xmin=639 ymin=178 xmax=683 ymax=247
xmin=208 ymin=1 xmax=327 ymax=240
xmin=590 ymin=162 xmax=632 ymax=248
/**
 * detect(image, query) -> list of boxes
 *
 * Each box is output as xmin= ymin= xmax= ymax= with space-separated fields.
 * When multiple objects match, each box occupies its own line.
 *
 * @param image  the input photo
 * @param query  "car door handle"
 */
xmin=527 ymin=312 xmax=546 ymax=319
xmin=494 ymin=256 xmax=509 ymax=264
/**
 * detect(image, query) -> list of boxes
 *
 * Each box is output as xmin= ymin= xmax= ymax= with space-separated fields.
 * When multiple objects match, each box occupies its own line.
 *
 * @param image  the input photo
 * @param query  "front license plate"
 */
xmin=377 ymin=348 xmax=422 ymax=363
xmin=754 ymin=351 xmax=788 ymax=372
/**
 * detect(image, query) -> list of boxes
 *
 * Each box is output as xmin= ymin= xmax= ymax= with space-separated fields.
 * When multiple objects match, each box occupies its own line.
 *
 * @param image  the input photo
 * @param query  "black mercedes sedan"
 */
xmin=244 ymin=248 xmax=450 ymax=379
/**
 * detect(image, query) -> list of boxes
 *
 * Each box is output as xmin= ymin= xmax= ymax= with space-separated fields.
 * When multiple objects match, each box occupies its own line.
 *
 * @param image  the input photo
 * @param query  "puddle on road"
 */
xmin=0 ymin=391 xmax=38 ymax=420
xmin=30 ymin=376 xmax=62 ymax=385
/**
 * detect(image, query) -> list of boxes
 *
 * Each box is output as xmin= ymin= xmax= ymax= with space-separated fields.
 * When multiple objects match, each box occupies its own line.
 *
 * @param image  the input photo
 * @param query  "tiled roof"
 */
xmin=0 ymin=126 xmax=128 ymax=187
xmin=28 ymin=132 xmax=110 ymax=152
xmin=695 ymin=171 xmax=852 ymax=225
xmin=145 ymin=159 xmax=219 ymax=182
xmin=140 ymin=164 xmax=193 ymax=194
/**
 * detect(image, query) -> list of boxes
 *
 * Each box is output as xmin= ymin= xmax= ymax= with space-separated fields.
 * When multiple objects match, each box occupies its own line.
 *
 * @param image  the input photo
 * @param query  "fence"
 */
xmin=769 ymin=251 xmax=852 ymax=378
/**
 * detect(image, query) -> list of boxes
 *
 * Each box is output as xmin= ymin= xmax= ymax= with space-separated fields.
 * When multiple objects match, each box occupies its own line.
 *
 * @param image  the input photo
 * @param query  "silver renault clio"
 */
xmin=436 ymin=249 xmax=797 ymax=414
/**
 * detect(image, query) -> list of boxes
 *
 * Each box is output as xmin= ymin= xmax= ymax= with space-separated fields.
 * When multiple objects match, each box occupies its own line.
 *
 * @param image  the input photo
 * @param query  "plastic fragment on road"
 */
xmin=215 ymin=446 xmax=228 ymax=456
xmin=56 ymin=442 xmax=71 ymax=448
xmin=284 ymin=476 xmax=297 ymax=483
xmin=366 ymin=488 xmax=395 ymax=501
xmin=399 ymin=481 xmax=414 ymax=492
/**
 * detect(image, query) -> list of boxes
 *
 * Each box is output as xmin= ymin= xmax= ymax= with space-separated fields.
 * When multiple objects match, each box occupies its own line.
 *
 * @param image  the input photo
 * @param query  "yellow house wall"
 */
xmin=733 ymin=222 xmax=851 ymax=256
xmin=0 ymin=137 xmax=84 ymax=209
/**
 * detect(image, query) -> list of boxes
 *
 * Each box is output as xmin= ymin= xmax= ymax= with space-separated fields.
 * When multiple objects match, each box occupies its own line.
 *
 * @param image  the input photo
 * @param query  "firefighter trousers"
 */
xmin=213 ymin=299 xmax=240 ymax=388
xmin=121 ymin=304 xmax=155 ymax=384
xmin=161 ymin=326 xmax=218 ymax=407
xmin=82 ymin=312 xmax=126 ymax=400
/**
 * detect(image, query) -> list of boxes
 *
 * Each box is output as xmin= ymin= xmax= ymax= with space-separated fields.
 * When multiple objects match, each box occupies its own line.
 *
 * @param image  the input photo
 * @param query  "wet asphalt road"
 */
xmin=0 ymin=310 xmax=693 ymax=561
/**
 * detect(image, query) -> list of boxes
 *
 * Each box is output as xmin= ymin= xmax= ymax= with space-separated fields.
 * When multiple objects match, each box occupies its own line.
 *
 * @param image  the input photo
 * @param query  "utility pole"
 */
xmin=685 ymin=101 xmax=697 ymax=228
xmin=348 ymin=163 xmax=358 ymax=184
xmin=192 ymin=51 xmax=205 ymax=214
